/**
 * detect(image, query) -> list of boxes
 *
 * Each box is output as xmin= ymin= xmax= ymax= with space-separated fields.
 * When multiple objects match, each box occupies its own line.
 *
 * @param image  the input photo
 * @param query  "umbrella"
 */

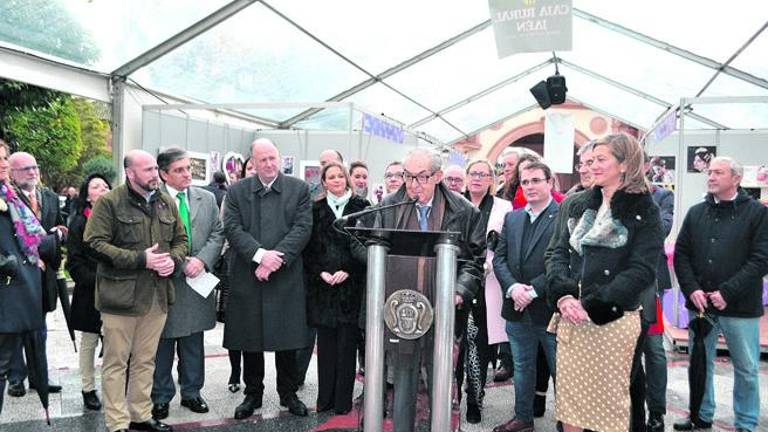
xmin=56 ymin=274 xmax=77 ymax=352
xmin=22 ymin=331 xmax=51 ymax=425
xmin=688 ymin=312 xmax=714 ymax=423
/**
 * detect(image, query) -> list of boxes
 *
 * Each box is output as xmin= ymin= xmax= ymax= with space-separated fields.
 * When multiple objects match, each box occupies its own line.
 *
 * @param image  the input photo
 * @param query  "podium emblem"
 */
xmin=384 ymin=289 xmax=434 ymax=340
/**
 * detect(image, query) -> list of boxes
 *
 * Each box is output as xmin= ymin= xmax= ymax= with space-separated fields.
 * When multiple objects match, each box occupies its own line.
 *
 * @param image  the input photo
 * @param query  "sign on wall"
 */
xmin=543 ymin=111 xmax=575 ymax=174
xmin=489 ymin=0 xmax=573 ymax=58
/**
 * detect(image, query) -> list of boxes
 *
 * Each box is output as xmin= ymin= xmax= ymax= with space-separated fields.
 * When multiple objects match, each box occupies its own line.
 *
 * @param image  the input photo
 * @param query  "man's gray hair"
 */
xmin=577 ymin=140 xmax=596 ymax=156
xmin=157 ymin=147 xmax=189 ymax=172
xmin=501 ymin=146 xmax=537 ymax=159
xmin=406 ymin=148 xmax=442 ymax=172
xmin=711 ymin=156 xmax=743 ymax=178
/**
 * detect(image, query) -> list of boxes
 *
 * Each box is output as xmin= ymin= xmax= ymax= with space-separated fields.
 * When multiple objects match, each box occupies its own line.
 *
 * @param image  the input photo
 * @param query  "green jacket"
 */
xmin=84 ymin=182 xmax=188 ymax=316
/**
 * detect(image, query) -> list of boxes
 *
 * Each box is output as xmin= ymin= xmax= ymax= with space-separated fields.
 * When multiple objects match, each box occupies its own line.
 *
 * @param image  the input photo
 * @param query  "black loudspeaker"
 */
xmin=530 ymin=80 xmax=552 ymax=110
xmin=546 ymin=74 xmax=567 ymax=104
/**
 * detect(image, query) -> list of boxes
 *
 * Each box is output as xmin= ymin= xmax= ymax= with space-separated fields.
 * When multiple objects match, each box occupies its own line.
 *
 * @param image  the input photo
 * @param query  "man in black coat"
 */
xmin=374 ymin=148 xmax=485 ymax=432
xmin=6 ymin=151 xmax=65 ymax=397
xmin=223 ymin=139 xmax=313 ymax=420
xmin=492 ymin=161 xmax=558 ymax=432
xmin=673 ymin=156 xmax=768 ymax=432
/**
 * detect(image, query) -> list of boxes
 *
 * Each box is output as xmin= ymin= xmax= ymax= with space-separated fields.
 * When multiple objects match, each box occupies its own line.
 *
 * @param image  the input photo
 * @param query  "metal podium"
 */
xmin=350 ymin=227 xmax=460 ymax=432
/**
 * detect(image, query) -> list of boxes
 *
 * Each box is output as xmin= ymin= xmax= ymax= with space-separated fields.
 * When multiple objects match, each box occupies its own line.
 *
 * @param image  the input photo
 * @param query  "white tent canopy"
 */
xmin=1 ymin=0 xmax=767 ymax=146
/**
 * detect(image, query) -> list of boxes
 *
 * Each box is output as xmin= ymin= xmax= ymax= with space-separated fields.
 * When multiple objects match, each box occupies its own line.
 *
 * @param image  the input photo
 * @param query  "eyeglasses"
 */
xmin=445 ymin=176 xmax=464 ymax=184
xmin=468 ymin=171 xmax=492 ymax=179
xmin=403 ymin=171 xmax=435 ymax=185
xmin=575 ymin=160 xmax=594 ymax=170
xmin=12 ymin=165 xmax=39 ymax=173
xmin=384 ymin=172 xmax=404 ymax=180
xmin=520 ymin=177 xmax=548 ymax=186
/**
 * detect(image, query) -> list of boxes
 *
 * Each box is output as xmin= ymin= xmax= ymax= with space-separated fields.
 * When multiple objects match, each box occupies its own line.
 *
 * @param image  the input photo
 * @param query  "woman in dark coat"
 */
xmin=303 ymin=161 xmax=369 ymax=414
xmin=66 ymin=173 xmax=111 ymax=410
xmin=546 ymin=134 xmax=663 ymax=432
xmin=0 ymin=139 xmax=48 ymax=415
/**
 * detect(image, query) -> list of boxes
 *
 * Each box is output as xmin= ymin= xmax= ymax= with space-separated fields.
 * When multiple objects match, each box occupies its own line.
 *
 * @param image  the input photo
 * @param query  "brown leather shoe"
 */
xmin=493 ymin=417 xmax=534 ymax=432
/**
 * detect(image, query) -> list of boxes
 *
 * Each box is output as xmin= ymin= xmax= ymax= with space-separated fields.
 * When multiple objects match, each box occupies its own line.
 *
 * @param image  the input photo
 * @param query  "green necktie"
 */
xmin=177 ymin=191 xmax=191 ymax=247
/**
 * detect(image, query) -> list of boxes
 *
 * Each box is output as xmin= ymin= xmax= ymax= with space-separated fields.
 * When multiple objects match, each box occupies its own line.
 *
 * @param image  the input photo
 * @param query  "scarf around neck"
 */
xmin=1 ymin=183 xmax=46 ymax=263
xmin=326 ymin=189 xmax=352 ymax=219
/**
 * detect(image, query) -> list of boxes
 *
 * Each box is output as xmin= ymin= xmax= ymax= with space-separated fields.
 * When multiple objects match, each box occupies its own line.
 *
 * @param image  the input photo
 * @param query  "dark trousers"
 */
xmin=296 ymin=328 xmax=316 ymax=385
xmin=630 ymin=320 xmax=650 ymax=432
xmin=316 ymin=324 xmax=358 ymax=413
xmin=228 ymin=350 xmax=243 ymax=384
xmin=151 ymin=332 xmax=205 ymax=403
xmin=243 ymin=350 xmax=299 ymax=400
xmin=0 ymin=334 xmax=22 ymax=415
xmin=9 ymin=326 xmax=47 ymax=384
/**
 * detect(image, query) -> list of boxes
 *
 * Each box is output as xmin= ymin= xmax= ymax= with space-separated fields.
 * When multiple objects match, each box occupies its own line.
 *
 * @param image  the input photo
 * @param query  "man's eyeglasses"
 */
xmin=12 ymin=165 xmax=39 ymax=173
xmin=520 ymin=177 xmax=548 ymax=186
xmin=384 ymin=172 xmax=404 ymax=180
xmin=445 ymin=176 xmax=464 ymax=184
xmin=403 ymin=171 xmax=435 ymax=185
xmin=468 ymin=171 xmax=492 ymax=179
xmin=575 ymin=160 xmax=594 ymax=170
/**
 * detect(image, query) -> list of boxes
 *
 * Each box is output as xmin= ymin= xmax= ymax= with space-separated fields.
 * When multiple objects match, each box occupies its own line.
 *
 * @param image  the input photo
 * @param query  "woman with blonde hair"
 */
xmin=459 ymin=159 xmax=513 ymax=423
xmin=546 ymin=133 xmax=663 ymax=432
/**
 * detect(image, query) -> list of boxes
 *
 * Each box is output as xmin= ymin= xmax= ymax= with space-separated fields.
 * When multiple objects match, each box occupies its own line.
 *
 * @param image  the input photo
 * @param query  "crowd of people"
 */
xmin=0 ymin=133 xmax=764 ymax=432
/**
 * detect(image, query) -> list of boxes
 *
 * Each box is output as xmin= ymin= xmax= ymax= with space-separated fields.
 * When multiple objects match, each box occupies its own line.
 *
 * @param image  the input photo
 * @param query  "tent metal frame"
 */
xmin=0 ymin=0 xmax=766 ymax=149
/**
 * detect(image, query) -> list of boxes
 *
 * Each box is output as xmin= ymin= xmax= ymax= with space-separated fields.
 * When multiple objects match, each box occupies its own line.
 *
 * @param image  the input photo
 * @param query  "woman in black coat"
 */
xmin=303 ymin=161 xmax=369 ymax=414
xmin=66 ymin=173 xmax=111 ymax=410
xmin=546 ymin=134 xmax=663 ymax=432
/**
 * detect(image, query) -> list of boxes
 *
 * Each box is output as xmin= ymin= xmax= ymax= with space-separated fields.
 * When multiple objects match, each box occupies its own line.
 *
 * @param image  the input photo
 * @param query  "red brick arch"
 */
xmin=487 ymin=120 xmax=590 ymax=162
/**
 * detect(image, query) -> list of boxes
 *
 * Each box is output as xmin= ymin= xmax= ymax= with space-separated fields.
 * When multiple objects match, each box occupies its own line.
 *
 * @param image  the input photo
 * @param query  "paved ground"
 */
xmin=1 ymin=306 xmax=766 ymax=431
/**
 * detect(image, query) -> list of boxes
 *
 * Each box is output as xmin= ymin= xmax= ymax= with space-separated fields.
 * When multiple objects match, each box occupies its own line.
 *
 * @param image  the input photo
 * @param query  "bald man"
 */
xmin=443 ymin=164 xmax=466 ymax=193
xmin=223 ymin=139 xmax=313 ymax=419
xmin=85 ymin=150 xmax=188 ymax=432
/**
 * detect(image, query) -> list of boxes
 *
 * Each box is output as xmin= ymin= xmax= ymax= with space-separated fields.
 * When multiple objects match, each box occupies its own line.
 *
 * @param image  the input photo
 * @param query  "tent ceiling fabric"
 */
xmin=1 ymin=0 xmax=767 ymax=143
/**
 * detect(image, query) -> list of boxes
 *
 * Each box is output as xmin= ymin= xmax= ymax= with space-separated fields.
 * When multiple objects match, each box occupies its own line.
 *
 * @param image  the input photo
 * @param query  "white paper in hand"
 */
xmin=186 ymin=271 xmax=220 ymax=298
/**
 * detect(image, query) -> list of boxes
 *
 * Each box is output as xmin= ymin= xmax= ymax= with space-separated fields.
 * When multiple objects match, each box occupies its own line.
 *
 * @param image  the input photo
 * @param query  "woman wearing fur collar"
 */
xmin=546 ymin=134 xmax=663 ymax=432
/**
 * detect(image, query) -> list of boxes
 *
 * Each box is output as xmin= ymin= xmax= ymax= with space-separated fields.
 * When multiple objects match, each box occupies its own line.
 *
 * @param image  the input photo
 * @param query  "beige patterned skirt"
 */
xmin=554 ymin=310 xmax=641 ymax=432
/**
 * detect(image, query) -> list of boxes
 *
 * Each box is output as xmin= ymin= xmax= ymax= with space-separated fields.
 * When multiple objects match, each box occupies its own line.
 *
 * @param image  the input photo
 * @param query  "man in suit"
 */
xmin=150 ymin=148 xmax=224 ymax=420
xmin=223 ymin=138 xmax=312 ymax=420
xmin=492 ymin=161 xmax=559 ymax=432
xmin=6 ymin=151 xmax=66 ymax=397
xmin=375 ymin=148 xmax=485 ymax=432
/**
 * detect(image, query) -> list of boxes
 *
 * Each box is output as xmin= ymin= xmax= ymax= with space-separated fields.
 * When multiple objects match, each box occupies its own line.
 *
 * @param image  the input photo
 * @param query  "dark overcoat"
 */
xmin=223 ymin=173 xmax=312 ymax=352
xmin=304 ymin=194 xmax=369 ymax=328
xmin=0 ymin=203 xmax=45 ymax=333
xmin=67 ymin=205 xmax=107 ymax=333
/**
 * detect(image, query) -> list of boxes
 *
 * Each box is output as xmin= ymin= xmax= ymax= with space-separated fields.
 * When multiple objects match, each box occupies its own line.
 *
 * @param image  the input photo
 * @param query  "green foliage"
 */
xmin=72 ymin=98 xmax=111 ymax=160
xmin=6 ymin=97 xmax=84 ymax=191
xmin=82 ymin=156 xmax=117 ymax=186
xmin=0 ymin=0 xmax=99 ymax=65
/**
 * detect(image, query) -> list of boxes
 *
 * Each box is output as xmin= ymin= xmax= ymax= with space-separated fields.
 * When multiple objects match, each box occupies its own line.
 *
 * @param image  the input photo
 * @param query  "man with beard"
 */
xmin=85 ymin=149 xmax=188 ymax=432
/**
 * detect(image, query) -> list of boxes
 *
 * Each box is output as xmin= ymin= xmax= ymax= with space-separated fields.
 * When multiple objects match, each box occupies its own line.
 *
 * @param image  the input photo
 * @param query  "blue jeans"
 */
xmin=644 ymin=333 xmax=667 ymax=414
xmin=688 ymin=314 xmax=760 ymax=431
xmin=506 ymin=315 xmax=557 ymax=422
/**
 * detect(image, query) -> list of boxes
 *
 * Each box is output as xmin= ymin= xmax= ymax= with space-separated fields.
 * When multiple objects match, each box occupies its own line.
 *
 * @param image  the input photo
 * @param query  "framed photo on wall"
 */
xmin=687 ymin=146 xmax=716 ymax=173
xmin=646 ymin=155 xmax=675 ymax=186
xmin=300 ymin=160 xmax=321 ymax=188
xmin=282 ymin=155 xmax=295 ymax=176
xmin=187 ymin=151 xmax=209 ymax=186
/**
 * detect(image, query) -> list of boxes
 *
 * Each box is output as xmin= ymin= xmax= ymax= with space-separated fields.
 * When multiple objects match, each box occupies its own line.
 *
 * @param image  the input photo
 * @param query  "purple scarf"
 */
xmin=1 ymin=184 xmax=46 ymax=263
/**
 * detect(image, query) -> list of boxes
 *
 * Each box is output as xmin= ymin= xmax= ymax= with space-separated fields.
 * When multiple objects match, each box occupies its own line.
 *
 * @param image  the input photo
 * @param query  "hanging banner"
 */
xmin=544 ymin=111 xmax=575 ymax=174
xmin=362 ymin=112 xmax=405 ymax=144
xmin=654 ymin=109 xmax=677 ymax=144
xmin=489 ymin=0 xmax=572 ymax=58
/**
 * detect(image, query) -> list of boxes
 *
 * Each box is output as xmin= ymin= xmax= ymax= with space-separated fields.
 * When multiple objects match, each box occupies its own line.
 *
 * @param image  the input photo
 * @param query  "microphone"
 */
xmin=334 ymin=197 xmax=417 ymax=227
